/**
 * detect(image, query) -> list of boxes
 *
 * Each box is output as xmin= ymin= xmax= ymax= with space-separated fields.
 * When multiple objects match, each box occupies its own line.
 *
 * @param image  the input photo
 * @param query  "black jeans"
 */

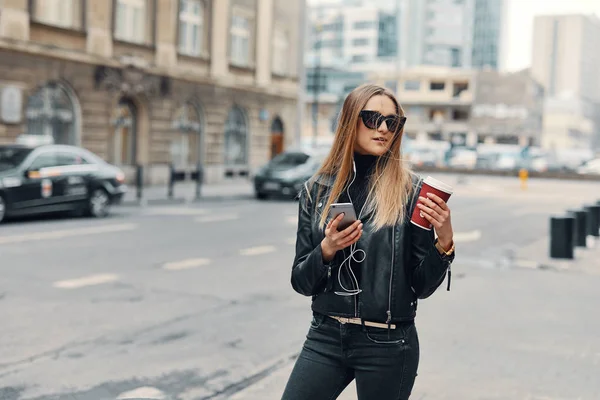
xmin=282 ymin=312 xmax=420 ymax=400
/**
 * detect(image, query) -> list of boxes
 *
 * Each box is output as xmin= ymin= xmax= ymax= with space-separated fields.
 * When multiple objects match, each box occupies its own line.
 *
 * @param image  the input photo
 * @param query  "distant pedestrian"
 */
xmin=282 ymin=84 xmax=455 ymax=400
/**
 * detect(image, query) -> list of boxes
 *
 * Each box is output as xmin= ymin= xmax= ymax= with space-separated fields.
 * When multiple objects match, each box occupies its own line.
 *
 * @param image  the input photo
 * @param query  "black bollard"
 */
xmin=550 ymin=216 xmax=575 ymax=259
xmin=136 ymin=164 xmax=144 ymax=201
xmin=584 ymin=205 xmax=600 ymax=238
xmin=566 ymin=210 xmax=580 ymax=250
xmin=168 ymin=163 xmax=175 ymax=199
xmin=571 ymin=210 xmax=588 ymax=248
xmin=195 ymin=162 xmax=204 ymax=200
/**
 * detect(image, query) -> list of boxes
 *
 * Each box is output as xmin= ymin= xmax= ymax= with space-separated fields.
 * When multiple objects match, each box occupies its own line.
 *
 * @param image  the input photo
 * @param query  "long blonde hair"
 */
xmin=310 ymin=83 xmax=413 ymax=230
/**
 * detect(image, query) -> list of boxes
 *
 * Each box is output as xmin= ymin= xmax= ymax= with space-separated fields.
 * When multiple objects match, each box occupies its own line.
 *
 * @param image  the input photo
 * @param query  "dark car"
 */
xmin=0 ymin=142 xmax=127 ymax=223
xmin=253 ymin=149 xmax=328 ymax=199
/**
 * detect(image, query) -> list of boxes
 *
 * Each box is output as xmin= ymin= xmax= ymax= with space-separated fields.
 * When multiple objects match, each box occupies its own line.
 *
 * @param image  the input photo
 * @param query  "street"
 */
xmin=1 ymin=174 xmax=600 ymax=400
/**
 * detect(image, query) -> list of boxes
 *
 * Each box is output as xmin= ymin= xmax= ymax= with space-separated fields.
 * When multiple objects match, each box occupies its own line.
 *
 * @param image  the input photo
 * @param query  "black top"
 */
xmin=340 ymin=152 xmax=378 ymax=218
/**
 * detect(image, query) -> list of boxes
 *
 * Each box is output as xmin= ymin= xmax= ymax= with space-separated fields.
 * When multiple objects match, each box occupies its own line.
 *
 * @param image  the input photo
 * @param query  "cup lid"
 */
xmin=423 ymin=176 xmax=453 ymax=194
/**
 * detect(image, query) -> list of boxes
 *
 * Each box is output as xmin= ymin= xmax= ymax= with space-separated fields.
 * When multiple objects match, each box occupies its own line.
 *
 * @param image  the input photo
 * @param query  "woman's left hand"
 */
xmin=417 ymin=193 xmax=454 ymax=249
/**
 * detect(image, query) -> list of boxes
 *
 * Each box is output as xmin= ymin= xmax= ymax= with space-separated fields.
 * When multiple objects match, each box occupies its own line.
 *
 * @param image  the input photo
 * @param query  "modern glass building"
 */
xmin=471 ymin=0 xmax=505 ymax=70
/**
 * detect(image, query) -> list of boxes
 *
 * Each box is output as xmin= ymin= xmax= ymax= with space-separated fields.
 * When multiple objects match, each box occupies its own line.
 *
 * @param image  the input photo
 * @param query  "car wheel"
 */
xmin=0 ymin=195 xmax=5 ymax=223
xmin=255 ymin=191 xmax=268 ymax=200
xmin=88 ymin=188 xmax=110 ymax=218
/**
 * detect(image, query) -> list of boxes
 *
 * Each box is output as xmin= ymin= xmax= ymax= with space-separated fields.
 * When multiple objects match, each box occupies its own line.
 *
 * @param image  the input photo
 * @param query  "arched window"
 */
xmin=270 ymin=116 xmax=285 ymax=158
xmin=224 ymin=106 xmax=248 ymax=166
xmin=25 ymin=82 xmax=80 ymax=145
xmin=110 ymin=98 xmax=137 ymax=165
xmin=171 ymin=102 xmax=203 ymax=167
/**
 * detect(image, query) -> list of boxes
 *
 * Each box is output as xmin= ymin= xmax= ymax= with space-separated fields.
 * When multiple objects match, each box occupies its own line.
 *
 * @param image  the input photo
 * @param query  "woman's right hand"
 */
xmin=321 ymin=213 xmax=363 ymax=262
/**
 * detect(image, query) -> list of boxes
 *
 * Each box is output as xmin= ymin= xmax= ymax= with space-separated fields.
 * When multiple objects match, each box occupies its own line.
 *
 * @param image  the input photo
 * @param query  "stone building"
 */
xmin=0 ymin=0 xmax=302 ymax=183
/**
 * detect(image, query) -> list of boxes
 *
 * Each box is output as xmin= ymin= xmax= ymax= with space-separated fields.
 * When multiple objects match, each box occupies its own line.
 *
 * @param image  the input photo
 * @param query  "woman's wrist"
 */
xmin=436 ymin=237 xmax=454 ymax=253
xmin=321 ymin=239 xmax=336 ymax=263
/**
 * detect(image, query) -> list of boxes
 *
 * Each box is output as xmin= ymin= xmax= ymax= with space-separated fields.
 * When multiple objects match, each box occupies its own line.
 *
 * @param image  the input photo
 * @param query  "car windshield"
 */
xmin=270 ymin=152 xmax=310 ymax=167
xmin=0 ymin=147 xmax=33 ymax=171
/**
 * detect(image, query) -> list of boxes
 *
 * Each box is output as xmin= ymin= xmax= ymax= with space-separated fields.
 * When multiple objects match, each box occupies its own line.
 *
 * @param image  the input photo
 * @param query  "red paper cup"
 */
xmin=410 ymin=176 xmax=453 ymax=230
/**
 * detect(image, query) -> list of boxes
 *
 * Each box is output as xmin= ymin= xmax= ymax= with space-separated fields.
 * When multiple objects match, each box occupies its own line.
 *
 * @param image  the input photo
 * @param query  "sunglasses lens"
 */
xmin=387 ymin=118 xmax=398 ymax=132
xmin=361 ymin=112 xmax=378 ymax=129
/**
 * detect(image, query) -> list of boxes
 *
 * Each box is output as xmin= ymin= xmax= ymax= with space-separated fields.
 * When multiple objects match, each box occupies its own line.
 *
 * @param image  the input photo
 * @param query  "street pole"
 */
xmin=295 ymin=0 xmax=308 ymax=149
xmin=312 ymin=23 xmax=323 ymax=150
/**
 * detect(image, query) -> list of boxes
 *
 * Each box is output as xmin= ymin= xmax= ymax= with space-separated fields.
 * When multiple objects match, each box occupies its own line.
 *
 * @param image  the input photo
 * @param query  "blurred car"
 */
xmin=0 ymin=136 xmax=127 ymax=223
xmin=577 ymin=158 xmax=600 ymax=175
xmin=447 ymin=147 xmax=477 ymax=169
xmin=253 ymin=149 xmax=328 ymax=199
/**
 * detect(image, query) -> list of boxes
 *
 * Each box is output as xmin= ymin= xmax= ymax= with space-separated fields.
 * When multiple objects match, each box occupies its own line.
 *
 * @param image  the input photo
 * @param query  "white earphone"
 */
xmin=335 ymin=160 xmax=367 ymax=297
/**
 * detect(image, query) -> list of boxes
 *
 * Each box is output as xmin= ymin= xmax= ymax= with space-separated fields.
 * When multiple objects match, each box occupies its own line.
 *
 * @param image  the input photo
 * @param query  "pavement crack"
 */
xmin=199 ymin=352 xmax=300 ymax=400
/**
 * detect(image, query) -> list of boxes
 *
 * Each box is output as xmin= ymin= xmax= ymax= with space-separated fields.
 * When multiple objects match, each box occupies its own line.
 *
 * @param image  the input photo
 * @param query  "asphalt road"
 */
xmin=0 ymin=174 xmax=599 ymax=400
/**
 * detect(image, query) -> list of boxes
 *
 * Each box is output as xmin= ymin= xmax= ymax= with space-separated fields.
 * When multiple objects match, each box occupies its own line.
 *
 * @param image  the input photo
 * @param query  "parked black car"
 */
xmin=0 ymin=142 xmax=127 ymax=223
xmin=253 ymin=149 xmax=327 ymax=199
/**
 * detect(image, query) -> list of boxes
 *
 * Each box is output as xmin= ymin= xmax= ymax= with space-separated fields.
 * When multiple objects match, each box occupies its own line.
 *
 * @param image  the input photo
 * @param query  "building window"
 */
xmin=35 ymin=0 xmax=75 ymax=28
xmin=404 ymin=80 xmax=421 ymax=91
xmin=25 ymin=83 xmax=79 ymax=145
xmin=179 ymin=0 xmax=205 ymax=56
xmin=172 ymin=102 xmax=203 ymax=167
xmin=430 ymin=81 xmax=445 ymax=91
xmin=451 ymin=47 xmax=461 ymax=67
xmin=353 ymin=38 xmax=369 ymax=46
xmin=351 ymin=55 xmax=368 ymax=63
xmin=114 ymin=0 xmax=146 ymax=44
xmin=353 ymin=21 xmax=374 ymax=30
xmin=272 ymin=25 xmax=289 ymax=76
xmin=230 ymin=12 xmax=252 ymax=67
xmin=224 ymin=106 xmax=249 ymax=166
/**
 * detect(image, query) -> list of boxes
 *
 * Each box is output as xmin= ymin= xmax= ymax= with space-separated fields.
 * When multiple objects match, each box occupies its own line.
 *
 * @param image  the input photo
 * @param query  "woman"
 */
xmin=282 ymin=84 xmax=455 ymax=400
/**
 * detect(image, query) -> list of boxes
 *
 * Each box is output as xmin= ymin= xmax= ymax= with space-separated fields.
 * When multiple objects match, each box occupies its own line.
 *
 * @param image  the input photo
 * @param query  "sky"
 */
xmin=308 ymin=0 xmax=600 ymax=72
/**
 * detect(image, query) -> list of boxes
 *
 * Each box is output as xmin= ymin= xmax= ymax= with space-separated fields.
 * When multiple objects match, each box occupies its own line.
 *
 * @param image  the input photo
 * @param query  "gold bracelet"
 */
xmin=435 ymin=239 xmax=455 ymax=256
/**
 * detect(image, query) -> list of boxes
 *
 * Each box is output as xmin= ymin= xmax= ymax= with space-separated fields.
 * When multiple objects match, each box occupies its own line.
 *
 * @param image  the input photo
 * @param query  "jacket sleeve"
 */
xmin=409 ymin=226 xmax=453 ymax=299
xmin=290 ymin=185 xmax=332 ymax=296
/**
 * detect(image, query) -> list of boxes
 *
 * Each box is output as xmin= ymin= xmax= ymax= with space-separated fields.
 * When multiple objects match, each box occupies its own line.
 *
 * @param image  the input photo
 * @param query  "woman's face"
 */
xmin=354 ymin=95 xmax=399 ymax=156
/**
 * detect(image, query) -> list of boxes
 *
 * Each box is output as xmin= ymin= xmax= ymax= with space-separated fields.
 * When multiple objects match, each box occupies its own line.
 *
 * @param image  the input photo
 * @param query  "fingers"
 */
xmin=328 ymin=212 xmax=345 ymax=233
xmin=419 ymin=195 xmax=450 ymax=218
xmin=425 ymin=192 xmax=449 ymax=211
xmin=338 ymin=227 xmax=363 ymax=248
xmin=420 ymin=211 xmax=443 ymax=229
xmin=417 ymin=202 xmax=445 ymax=224
xmin=332 ymin=220 xmax=361 ymax=242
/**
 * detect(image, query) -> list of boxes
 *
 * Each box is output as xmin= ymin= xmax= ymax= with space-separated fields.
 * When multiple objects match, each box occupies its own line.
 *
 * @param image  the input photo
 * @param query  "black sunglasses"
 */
xmin=359 ymin=110 xmax=406 ymax=133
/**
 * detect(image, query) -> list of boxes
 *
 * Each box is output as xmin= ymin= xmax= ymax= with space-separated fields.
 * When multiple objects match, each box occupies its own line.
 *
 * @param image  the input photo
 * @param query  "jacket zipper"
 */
xmin=386 ymin=225 xmax=395 ymax=325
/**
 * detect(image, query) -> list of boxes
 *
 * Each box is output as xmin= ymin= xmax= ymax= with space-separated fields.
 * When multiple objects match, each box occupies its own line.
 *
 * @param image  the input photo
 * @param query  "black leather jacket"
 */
xmin=291 ymin=173 xmax=454 ymax=324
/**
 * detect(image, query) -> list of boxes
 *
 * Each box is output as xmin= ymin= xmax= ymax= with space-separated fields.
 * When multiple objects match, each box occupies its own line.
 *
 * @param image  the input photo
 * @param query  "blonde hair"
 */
xmin=309 ymin=83 xmax=413 ymax=231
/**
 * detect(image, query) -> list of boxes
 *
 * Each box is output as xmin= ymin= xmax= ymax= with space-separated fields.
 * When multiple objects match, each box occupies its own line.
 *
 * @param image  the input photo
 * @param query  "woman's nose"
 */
xmin=377 ymin=120 xmax=389 ymax=133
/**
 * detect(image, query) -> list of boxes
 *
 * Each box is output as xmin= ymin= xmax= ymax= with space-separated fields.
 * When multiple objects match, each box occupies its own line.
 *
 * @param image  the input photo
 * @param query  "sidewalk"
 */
xmin=515 ymin=234 xmax=600 ymax=275
xmin=120 ymin=180 xmax=255 ymax=205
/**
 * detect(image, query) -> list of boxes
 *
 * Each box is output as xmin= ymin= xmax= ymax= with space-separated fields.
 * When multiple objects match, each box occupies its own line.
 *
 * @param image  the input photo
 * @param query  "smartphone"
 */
xmin=328 ymin=203 xmax=358 ymax=231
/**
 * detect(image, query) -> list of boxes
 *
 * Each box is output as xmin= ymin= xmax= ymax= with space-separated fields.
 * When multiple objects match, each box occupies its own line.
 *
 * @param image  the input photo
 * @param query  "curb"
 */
xmin=118 ymin=194 xmax=255 ymax=207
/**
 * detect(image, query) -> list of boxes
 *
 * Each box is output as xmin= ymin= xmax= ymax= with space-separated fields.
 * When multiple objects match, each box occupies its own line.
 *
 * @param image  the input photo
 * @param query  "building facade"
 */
xmin=0 ymin=0 xmax=302 ymax=184
xmin=471 ymin=0 xmax=505 ymax=70
xmin=307 ymin=2 xmax=397 ymax=72
xmin=372 ymin=67 xmax=474 ymax=145
xmin=531 ymin=14 xmax=600 ymax=150
xmin=471 ymin=69 xmax=544 ymax=146
xmin=399 ymin=0 xmax=474 ymax=69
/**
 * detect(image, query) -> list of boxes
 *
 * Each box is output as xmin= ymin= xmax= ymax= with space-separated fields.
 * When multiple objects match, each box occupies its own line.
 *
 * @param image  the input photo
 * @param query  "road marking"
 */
xmin=195 ymin=214 xmax=239 ymax=223
xmin=163 ymin=258 xmax=211 ymax=271
xmin=144 ymin=208 xmax=207 ymax=216
xmin=53 ymin=274 xmax=119 ymax=289
xmin=286 ymin=237 xmax=296 ymax=245
xmin=240 ymin=245 xmax=277 ymax=256
xmin=453 ymin=230 xmax=482 ymax=243
xmin=116 ymin=387 xmax=166 ymax=400
xmin=0 ymin=223 xmax=137 ymax=245
xmin=285 ymin=216 xmax=297 ymax=225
